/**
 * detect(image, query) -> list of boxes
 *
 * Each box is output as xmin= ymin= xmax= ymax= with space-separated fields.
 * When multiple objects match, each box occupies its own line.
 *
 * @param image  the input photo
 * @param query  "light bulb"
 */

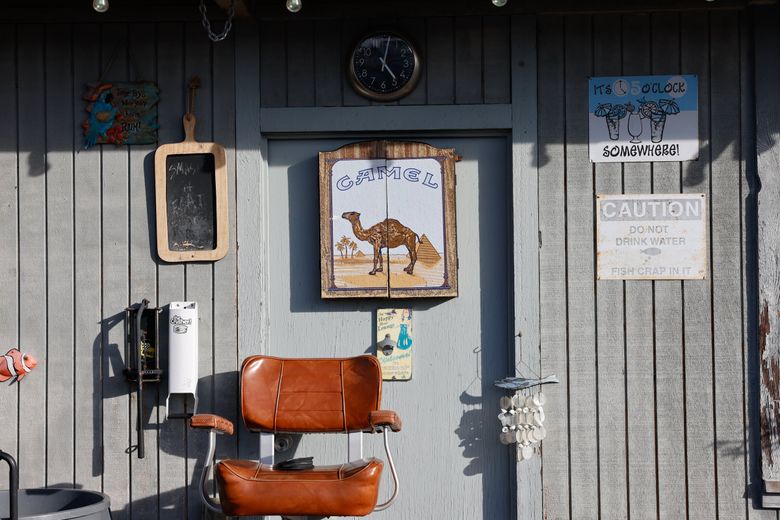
xmin=93 ymin=0 xmax=109 ymax=13
xmin=491 ymin=0 xmax=508 ymax=6
xmin=286 ymin=0 xmax=302 ymax=12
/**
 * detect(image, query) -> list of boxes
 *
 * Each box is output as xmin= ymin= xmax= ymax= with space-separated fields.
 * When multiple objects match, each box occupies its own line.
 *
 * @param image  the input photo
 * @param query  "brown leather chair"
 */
xmin=189 ymin=355 xmax=402 ymax=517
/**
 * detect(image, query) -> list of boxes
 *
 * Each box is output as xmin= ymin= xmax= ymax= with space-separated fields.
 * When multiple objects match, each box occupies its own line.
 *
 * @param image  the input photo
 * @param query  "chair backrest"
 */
xmin=240 ymin=355 xmax=382 ymax=433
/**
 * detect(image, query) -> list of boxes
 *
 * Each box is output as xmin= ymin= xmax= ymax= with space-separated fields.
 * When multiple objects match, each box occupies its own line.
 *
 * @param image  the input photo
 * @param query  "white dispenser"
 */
xmin=166 ymin=301 xmax=198 ymax=419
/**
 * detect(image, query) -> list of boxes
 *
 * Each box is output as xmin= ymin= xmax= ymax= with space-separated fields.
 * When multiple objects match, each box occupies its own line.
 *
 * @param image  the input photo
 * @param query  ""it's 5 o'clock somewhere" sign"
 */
xmin=597 ymin=194 xmax=707 ymax=280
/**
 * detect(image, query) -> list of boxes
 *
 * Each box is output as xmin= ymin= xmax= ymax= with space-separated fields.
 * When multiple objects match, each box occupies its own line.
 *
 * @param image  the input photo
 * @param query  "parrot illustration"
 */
xmin=83 ymin=85 xmax=117 ymax=149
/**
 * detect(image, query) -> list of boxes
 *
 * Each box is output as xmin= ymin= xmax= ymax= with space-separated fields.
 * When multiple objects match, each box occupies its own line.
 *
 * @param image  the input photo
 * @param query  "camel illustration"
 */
xmin=341 ymin=211 xmax=421 ymax=276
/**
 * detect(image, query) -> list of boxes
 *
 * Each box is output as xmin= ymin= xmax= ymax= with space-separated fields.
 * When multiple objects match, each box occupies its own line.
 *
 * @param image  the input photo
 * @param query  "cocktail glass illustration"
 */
xmin=637 ymin=98 xmax=680 ymax=143
xmin=625 ymin=101 xmax=642 ymax=143
xmin=595 ymin=103 xmax=627 ymax=140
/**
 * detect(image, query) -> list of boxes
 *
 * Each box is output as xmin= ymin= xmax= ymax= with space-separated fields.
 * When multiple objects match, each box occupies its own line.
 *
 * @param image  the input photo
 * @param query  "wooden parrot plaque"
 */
xmin=82 ymin=81 xmax=159 ymax=149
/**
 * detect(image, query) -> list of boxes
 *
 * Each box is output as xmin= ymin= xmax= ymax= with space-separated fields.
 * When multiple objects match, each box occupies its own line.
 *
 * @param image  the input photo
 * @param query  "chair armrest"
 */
xmin=369 ymin=410 xmax=402 ymax=432
xmin=190 ymin=414 xmax=234 ymax=436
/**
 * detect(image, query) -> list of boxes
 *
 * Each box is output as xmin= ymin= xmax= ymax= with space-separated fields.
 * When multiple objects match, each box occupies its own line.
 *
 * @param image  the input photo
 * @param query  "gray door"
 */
xmin=266 ymin=136 xmax=512 ymax=519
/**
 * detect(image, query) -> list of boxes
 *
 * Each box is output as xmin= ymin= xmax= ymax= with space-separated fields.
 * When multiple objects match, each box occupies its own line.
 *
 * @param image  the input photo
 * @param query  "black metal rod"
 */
xmin=136 ymin=299 xmax=149 ymax=459
xmin=0 ymin=450 xmax=18 ymax=520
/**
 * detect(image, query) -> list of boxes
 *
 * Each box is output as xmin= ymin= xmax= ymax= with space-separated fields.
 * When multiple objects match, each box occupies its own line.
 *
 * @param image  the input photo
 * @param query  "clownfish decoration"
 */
xmin=0 ymin=348 xmax=37 ymax=384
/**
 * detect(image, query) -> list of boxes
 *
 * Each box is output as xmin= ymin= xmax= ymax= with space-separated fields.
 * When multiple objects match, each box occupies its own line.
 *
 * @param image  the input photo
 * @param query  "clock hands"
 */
xmin=379 ymin=36 xmax=397 ymax=81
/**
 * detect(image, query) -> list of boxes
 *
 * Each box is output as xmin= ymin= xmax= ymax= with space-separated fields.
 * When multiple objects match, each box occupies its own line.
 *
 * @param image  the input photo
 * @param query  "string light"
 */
xmin=93 ymin=0 xmax=109 ymax=13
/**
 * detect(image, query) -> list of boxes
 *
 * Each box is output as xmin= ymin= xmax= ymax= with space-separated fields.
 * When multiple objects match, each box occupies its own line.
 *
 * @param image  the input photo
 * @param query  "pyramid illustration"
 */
xmin=355 ymin=250 xmax=366 ymax=257
xmin=416 ymin=234 xmax=441 ymax=267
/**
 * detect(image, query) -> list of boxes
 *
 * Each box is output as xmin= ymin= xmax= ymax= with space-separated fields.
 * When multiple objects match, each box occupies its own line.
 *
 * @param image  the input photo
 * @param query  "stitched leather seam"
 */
xmin=340 ymin=360 xmax=347 ymax=433
xmin=220 ymin=459 xmax=381 ymax=482
xmin=273 ymin=361 xmax=284 ymax=433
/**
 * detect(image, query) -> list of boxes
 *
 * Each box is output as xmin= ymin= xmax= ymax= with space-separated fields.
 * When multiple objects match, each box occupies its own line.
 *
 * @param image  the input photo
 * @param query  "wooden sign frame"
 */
xmin=155 ymin=115 xmax=229 ymax=262
xmin=319 ymin=140 xmax=458 ymax=299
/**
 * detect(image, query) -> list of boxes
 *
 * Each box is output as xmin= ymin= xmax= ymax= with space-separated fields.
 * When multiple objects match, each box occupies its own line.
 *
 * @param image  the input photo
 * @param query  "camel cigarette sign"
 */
xmin=596 ymin=193 xmax=708 ymax=280
xmin=319 ymin=141 xmax=458 ymax=298
xmin=589 ymin=74 xmax=698 ymax=163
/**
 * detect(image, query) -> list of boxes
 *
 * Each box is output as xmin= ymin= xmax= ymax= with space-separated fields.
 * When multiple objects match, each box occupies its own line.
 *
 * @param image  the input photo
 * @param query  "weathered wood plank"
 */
xmin=397 ymin=17 xmax=427 ymax=105
xmin=212 ymin=26 xmax=239 ymax=465
xmin=287 ymin=20 xmax=315 ymax=107
xmin=710 ymin=10 xmax=749 ymax=519
xmin=455 ymin=16 xmax=483 ymax=104
xmin=537 ymin=15 xmax=570 ymax=520
xmin=426 ymin=17 xmax=455 ymax=105
xmin=484 ymin=15 xmax=511 ymax=104
xmin=680 ymin=11 xmax=718 ymax=520
xmin=511 ymin=14 xmax=542 ymax=520
xmin=99 ymin=23 xmax=131 ymax=518
xmin=621 ymin=13 xmax=659 ymax=519
xmin=314 ymin=20 xmax=341 ymax=107
xmin=564 ymin=15 xmax=598 ymax=519
xmin=593 ymin=13 xmax=628 ymax=520
xmin=17 ymin=23 xmax=47 ymax=490
xmin=72 ymin=22 xmax=103 ymax=494
xmin=650 ymin=12 xmax=688 ymax=520
xmin=156 ymin=21 xmax=187 ymax=518
xmin=260 ymin=20 xmax=286 ymax=107
xmin=184 ymin=21 xmax=215 ymax=519
xmin=0 ymin=24 xmax=19 ymax=489
xmin=127 ymin=22 xmax=159 ymax=519
xmin=235 ymin=20 xmax=263 ymax=462
xmin=744 ymin=7 xmax=776 ymax=517
xmin=44 ymin=22 xmax=75 ymax=488
xmin=101 ymin=25 xmax=131 ymax=518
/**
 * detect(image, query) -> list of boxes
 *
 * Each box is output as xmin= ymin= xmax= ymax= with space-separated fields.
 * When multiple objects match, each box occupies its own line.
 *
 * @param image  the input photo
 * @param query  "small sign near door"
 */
xmin=596 ymin=193 xmax=707 ymax=280
xmin=589 ymin=74 xmax=698 ymax=163
xmin=376 ymin=308 xmax=413 ymax=381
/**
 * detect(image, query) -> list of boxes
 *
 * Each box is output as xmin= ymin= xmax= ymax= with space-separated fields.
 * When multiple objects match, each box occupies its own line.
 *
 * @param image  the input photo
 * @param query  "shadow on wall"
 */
xmin=94 ymin=309 xmax=241 ymax=517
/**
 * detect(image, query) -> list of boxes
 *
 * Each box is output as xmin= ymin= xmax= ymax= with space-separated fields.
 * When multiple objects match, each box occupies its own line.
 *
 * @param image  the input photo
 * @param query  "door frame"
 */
xmin=234 ymin=15 xmax=541 ymax=519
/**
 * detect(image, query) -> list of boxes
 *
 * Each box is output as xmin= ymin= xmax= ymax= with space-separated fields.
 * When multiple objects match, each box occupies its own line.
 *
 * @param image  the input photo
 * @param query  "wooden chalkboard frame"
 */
xmin=154 ymin=115 xmax=229 ymax=262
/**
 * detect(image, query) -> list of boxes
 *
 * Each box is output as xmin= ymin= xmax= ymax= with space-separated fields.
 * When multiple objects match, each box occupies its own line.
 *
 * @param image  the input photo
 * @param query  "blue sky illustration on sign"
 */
xmin=589 ymin=74 xmax=698 ymax=163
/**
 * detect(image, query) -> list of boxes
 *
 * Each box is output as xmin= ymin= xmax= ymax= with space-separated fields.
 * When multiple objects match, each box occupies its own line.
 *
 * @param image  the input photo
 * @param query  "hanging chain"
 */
xmin=199 ymin=0 xmax=236 ymax=43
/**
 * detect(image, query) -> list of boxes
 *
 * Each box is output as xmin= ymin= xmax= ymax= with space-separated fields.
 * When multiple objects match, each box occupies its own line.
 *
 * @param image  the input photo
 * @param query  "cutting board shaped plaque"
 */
xmin=155 ymin=114 xmax=228 ymax=262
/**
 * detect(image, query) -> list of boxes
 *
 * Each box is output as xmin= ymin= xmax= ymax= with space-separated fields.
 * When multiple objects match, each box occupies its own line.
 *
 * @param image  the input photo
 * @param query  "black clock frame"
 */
xmin=348 ymin=30 xmax=422 ymax=102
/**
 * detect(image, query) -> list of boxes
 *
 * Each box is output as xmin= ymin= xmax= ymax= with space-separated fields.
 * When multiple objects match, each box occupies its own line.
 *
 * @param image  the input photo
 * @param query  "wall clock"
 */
xmin=349 ymin=31 xmax=421 ymax=102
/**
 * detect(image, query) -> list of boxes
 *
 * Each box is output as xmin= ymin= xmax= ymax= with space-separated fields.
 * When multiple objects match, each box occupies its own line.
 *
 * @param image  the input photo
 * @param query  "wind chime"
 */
xmin=495 ymin=374 xmax=559 ymax=461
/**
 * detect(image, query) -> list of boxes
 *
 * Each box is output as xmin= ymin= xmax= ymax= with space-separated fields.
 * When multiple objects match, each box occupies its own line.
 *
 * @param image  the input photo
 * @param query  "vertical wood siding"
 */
xmin=259 ymin=16 xmax=512 ymax=108
xmin=0 ymin=22 xmax=241 ymax=519
xmin=538 ymin=10 xmax=766 ymax=520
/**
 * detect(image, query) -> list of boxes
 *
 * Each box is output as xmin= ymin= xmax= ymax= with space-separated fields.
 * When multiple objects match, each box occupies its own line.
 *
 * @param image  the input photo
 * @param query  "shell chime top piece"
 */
xmin=498 ymin=391 xmax=547 ymax=461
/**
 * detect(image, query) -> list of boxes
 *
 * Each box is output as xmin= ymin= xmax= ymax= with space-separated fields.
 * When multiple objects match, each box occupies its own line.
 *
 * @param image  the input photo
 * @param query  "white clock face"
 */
xmin=613 ymin=79 xmax=629 ymax=96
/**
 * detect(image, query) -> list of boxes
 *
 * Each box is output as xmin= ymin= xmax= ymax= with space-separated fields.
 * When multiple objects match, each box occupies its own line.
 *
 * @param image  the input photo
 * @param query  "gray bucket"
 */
xmin=0 ymin=488 xmax=111 ymax=520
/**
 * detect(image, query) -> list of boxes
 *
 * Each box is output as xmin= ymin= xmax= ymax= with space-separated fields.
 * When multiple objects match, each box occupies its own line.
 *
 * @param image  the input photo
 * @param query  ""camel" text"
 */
xmin=336 ymin=167 xmax=439 ymax=192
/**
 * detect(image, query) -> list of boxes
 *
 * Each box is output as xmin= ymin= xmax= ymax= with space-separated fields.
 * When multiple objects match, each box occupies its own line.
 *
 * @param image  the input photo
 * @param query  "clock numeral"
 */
xmin=363 ymin=48 xmax=372 ymax=56
xmin=380 ymin=81 xmax=386 ymax=90
xmin=392 ymin=79 xmax=398 ymax=87
xmin=403 ymin=59 xmax=409 ymax=68
xmin=358 ymin=58 xmax=365 ymax=66
xmin=370 ymin=77 xmax=376 ymax=86
xmin=361 ymin=69 xmax=367 ymax=78
xmin=400 ymin=72 xmax=406 ymax=80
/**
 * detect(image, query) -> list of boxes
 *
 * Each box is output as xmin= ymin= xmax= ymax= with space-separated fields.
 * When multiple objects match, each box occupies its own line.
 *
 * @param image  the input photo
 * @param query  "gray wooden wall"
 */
xmin=0 ymin=5 xmax=769 ymax=520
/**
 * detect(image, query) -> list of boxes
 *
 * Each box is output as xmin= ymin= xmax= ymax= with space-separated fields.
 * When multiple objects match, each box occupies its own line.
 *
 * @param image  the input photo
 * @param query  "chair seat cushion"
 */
xmin=215 ymin=457 xmax=384 ymax=517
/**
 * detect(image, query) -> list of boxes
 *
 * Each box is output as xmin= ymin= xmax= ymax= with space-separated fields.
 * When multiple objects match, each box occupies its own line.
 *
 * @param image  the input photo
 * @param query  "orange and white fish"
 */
xmin=0 ymin=348 xmax=37 ymax=383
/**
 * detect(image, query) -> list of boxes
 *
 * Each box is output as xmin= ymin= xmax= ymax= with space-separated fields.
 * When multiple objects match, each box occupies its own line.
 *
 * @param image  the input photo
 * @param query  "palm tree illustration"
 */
xmin=335 ymin=241 xmax=346 ymax=258
xmin=349 ymin=240 xmax=358 ymax=258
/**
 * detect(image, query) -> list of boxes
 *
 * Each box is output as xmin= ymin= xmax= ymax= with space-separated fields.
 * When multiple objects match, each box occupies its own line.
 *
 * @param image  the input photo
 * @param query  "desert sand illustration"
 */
xmin=333 ymin=231 xmax=445 ymax=289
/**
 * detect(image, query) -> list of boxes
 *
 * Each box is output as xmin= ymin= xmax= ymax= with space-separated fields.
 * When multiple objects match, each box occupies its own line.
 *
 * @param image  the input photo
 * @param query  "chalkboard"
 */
xmin=154 ymin=115 xmax=228 ymax=263
xmin=165 ymin=153 xmax=217 ymax=251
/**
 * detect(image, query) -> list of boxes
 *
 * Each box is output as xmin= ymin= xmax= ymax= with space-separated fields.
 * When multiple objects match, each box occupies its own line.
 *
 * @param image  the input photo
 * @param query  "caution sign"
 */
xmin=597 ymin=194 xmax=707 ymax=280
